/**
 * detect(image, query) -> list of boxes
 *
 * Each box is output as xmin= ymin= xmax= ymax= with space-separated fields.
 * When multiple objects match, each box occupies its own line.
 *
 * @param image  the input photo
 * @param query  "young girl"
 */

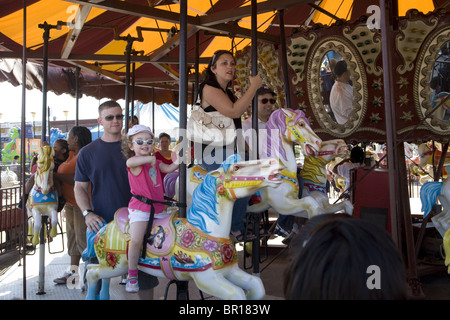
xmin=121 ymin=125 xmax=178 ymax=293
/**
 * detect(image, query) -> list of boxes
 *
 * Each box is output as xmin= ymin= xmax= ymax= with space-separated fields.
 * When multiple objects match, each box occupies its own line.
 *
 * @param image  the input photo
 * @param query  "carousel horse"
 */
xmin=412 ymin=142 xmax=450 ymax=184
xmin=420 ymin=177 xmax=450 ymax=238
xmin=175 ymin=108 xmax=323 ymax=219
xmin=85 ymin=155 xmax=283 ymax=300
xmin=1 ymin=168 xmax=18 ymax=187
xmin=326 ymin=156 xmax=346 ymax=192
xmin=300 ymin=139 xmax=353 ymax=214
xmin=444 ymin=228 xmax=450 ymax=274
xmin=244 ymin=108 xmax=326 ymax=218
xmin=26 ymin=145 xmax=59 ymax=245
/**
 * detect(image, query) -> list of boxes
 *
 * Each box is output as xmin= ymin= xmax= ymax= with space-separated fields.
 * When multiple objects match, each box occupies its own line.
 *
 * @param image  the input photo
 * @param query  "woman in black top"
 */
xmin=197 ymin=49 xmax=263 ymax=240
xmin=197 ymin=50 xmax=262 ymax=169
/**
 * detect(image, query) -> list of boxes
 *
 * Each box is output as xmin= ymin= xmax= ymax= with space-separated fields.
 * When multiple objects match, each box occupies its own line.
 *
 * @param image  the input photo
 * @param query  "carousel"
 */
xmin=0 ymin=0 xmax=450 ymax=300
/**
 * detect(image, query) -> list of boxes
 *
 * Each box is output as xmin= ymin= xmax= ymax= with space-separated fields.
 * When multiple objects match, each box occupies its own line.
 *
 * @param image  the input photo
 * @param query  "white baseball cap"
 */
xmin=127 ymin=124 xmax=154 ymax=138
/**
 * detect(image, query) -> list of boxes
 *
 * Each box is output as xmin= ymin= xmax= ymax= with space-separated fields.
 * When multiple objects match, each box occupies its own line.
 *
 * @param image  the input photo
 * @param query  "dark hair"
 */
xmin=98 ymin=100 xmax=121 ymax=115
xmin=54 ymin=138 xmax=69 ymax=160
xmin=148 ymin=225 xmax=166 ymax=249
xmin=284 ymin=213 xmax=407 ymax=300
xmin=70 ymin=126 xmax=92 ymax=149
xmin=256 ymin=86 xmax=276 ymax=97
xmin=159 ymin=132 xmax=171 ymax=141
xmin=334 ymin=60 xmax=348 ymax=77
xmin=350 ymin=146 xmax=365 ymax=164
xmin=202 ymin=50 xmax=235 ymax=89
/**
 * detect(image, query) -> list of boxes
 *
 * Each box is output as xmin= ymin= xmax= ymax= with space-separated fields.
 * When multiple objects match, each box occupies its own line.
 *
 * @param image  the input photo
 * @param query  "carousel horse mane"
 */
xmin=301 ymin=155 xmax=329 ymax=184
xmin=189 ymin=174 xmax=219 ymax=233
xmin=420 ymin=181 xmax=443 ymax=218
xmin=265 ymin=108 xmax=308 ymax=161
xmin=188 ymin=154 xmax=241 ymax=234
xmin=37 ymin=146 xmax=53 ymax=175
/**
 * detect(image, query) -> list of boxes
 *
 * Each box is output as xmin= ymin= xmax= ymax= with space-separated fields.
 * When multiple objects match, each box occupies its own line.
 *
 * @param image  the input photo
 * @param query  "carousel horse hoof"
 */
xmin=50 ymin=226 xmax=57 ymax=238
xmin=32 ymin=233 xmax=39 ymax=245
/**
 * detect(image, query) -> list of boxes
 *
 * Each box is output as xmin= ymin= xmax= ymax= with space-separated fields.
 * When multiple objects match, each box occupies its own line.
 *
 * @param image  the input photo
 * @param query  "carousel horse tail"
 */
xmin=420 ymin=181 xmax=443 ymax=218
xmin=82 ymin=221 xmax=108 ymax=261
xmin=444 ymin=229 xmax=450 ymax=273
xmin=164 ymin=171 xmax=179 ymax=199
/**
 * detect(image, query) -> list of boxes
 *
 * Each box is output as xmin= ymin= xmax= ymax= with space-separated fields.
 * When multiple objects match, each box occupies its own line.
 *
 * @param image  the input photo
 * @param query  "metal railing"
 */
xmin=0 ymin=185 xmax=24 ymax=255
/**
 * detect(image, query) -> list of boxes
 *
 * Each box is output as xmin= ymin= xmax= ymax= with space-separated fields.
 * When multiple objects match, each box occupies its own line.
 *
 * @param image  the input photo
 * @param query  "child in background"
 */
xmin=121 ymin=125 xmax=178 ymax=293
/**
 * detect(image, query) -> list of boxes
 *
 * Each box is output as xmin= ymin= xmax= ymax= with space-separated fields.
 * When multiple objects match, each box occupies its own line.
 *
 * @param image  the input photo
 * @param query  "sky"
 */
xmin=0 ymin=81 xmax=115 ymax=124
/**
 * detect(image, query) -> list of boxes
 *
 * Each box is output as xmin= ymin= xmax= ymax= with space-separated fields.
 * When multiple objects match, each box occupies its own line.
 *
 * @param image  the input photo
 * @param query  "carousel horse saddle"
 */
xmin=28 ymin=187 xmax=58 ymax=207
xmin=114 ymin=207 xmax=177 ymax=257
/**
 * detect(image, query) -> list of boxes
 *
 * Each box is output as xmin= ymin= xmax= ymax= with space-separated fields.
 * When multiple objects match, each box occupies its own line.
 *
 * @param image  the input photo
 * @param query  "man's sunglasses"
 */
xmin=104 ymin=114 xmax=124 ymax=121
xmin=133 ymin=139 xmax=154 ymax=146
xmin=260 ymin=98 xmax=276 ymax=104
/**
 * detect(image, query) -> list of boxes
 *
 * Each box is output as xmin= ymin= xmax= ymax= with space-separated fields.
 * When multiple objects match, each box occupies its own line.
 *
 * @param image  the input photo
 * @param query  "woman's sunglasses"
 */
xmin=133 ymin=139 xmax=154 ymax=146
xmin=260 ymin=98 xmax=276 ymax=105
xmin=104 ymin=114 xmax=124 ymax=121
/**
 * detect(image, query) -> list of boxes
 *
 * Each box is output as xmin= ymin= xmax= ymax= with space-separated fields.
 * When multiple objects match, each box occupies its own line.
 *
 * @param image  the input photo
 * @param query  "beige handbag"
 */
xmin=187 ymin=106 xmax=236 ymax=146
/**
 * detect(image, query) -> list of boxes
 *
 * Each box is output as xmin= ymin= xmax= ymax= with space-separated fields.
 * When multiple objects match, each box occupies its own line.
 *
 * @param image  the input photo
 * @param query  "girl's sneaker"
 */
xmin=125 ymin=276 xmax=139 ymax=293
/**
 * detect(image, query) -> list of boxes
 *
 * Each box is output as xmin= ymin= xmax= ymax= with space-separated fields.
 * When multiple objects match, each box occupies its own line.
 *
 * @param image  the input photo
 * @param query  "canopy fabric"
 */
xmin=0 ymin=0 xmax=446 ymax=106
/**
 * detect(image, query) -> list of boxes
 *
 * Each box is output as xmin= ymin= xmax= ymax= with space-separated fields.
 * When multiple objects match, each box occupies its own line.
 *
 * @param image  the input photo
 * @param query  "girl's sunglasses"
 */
xmin=260 ymin=98 xmax=276 ymax=105
xmin=133 ymin=139 xmax=154 ymax=146
xmin=104 ymin=114 xmax=123 ymax=121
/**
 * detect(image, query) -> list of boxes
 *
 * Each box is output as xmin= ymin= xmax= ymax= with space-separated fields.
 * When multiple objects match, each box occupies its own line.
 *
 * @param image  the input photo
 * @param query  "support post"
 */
xmin=278 ymin=9 xmax=291 ymax=109
xmin=178 ymin=0 xmax=187 ymax=220
xmin=380 ymin=0 xmax=422 ymax=298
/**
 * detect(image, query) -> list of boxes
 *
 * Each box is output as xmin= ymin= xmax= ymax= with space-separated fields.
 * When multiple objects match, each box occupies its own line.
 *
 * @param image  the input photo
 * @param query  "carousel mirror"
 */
xmin=307 ymin=38 xmax=367 ymax=137
xmin=415 ymin=28 xmax=450 ymax=134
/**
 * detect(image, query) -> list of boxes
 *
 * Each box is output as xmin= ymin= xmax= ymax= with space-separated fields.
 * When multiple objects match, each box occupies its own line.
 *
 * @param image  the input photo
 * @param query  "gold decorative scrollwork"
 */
xmin=343 ymin=25 xmax=382 ymax=76
xmin=414 ymin=25 xmax=450 ymax=135
xmin=287 ymin=33 xmax=316 ymax=84
xmin=396 ymin=14 xmax=438 ymax=74
xmin=307 ymin=37 xmax=368 ymax=138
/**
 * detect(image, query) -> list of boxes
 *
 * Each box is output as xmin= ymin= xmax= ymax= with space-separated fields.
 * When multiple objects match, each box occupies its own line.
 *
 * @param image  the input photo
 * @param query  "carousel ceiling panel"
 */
xmin=0 ymin=0 xmax=448 ymax=107
xmin=283 ymin=8 xmax=450 ymax=143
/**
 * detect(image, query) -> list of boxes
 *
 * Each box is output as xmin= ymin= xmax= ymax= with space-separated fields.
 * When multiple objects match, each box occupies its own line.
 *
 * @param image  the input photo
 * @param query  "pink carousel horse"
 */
xmin=26 ymin=145 xmax=59 ymax=245
xmin=85 ymin=155 xmax=283 ymax=300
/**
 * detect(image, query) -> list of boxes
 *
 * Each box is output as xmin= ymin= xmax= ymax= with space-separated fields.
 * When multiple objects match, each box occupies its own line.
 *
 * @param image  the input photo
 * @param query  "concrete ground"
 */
xmin=1 ymin=198 xmax=450 ymax=302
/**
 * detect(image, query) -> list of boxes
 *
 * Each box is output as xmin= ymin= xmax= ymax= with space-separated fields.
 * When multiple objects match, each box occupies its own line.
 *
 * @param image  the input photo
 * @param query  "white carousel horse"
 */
xmin=412 ymin=142 xmax=450 ymax=184
xmin=244 ymin=108 xmax=325 ymax=218
xmin=420 ymin=177 xmax=450 ymax=238
xmin=175 ymin=108 xmax=323 ymax=219
xmin=1 ymin=168 xmax=18 ymax=187
xmin=300 ymin=139 xmax=353 ymax=214
xmin=26 ymin=145 xmax=59 ymax=245
xmin=85 ymin=155 xmax=283 ymax=300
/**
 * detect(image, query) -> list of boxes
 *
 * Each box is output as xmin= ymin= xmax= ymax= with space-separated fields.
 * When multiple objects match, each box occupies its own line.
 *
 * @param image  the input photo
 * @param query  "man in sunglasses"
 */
xmin=74 ymin=100 xmax=158 ymax=299
xmin=241 ymin=86 xmax=277 ymax=159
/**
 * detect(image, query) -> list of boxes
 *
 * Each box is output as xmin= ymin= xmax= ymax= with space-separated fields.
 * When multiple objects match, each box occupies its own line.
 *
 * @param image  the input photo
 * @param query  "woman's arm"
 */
xmin=202 ymin=74 xmax=263 ymax=118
